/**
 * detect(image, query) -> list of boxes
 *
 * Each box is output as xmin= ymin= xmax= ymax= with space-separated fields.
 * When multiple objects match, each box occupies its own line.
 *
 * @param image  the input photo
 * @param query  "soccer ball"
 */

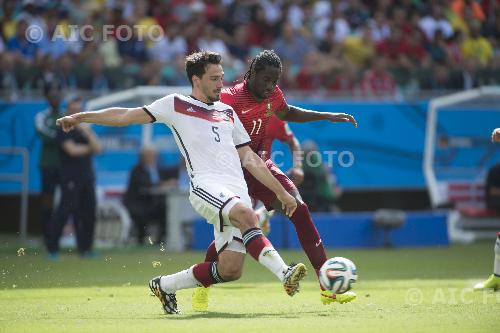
xmin=319 ymin=257 xmax=357 ymax=294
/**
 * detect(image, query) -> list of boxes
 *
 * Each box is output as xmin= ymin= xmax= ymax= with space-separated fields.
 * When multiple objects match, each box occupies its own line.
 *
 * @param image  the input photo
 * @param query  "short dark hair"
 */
xmin=244 ymin=50 xmax=282 ymax=81
xmin=185 ymin=51 xmax=222 ymax=86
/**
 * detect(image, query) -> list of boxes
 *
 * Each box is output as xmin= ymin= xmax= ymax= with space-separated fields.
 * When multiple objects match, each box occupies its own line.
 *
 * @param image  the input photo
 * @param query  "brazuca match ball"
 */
xmin=319 ymin=257 xmax=358 ymax=294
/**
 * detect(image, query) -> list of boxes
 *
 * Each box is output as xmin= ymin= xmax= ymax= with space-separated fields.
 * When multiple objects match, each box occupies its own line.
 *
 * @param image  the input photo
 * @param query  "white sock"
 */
xmin=258 ymin=246 xmax=289 ymax=282
xmin=242 ymin=228 xmax=288 ymax=281
xmin=494 ymin=234 xmax=500 ymax=276
xmin=160 ymin=266 xmax=199 ymax=293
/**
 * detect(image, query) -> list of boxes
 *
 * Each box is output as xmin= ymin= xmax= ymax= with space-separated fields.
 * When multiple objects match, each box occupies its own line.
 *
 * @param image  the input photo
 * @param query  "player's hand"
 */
xmin=329 ymin=113 xmax=357 ymax=128
xmin=288 ymin=167 xmax=304 ymax=186
xmin=276 ymin=191 xmax=297 ymax=217
xmin=491 ymin=128 xmax=500 ymax=142
xmin=56 ymin=116 xmax=79 ymax=133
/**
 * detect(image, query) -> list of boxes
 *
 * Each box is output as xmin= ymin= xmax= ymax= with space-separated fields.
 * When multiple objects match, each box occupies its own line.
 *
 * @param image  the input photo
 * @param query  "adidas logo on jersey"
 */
xmin=186 ymin=107 xmax=196 ymax=113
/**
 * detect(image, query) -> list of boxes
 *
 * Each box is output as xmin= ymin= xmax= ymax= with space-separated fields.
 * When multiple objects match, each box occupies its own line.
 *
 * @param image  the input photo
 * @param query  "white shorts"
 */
xmin=189 ymin=182 xmax=252 ymax=254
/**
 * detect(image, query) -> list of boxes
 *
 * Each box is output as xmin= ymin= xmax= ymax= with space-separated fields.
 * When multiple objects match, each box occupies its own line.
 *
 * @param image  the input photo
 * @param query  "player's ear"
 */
xmin=193 ymin=74 xmax=203 ymax=85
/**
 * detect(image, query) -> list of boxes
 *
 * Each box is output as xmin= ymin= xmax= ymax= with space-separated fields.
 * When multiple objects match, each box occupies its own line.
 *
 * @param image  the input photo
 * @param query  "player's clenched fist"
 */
xmin=492 ymin=128 xmax=500 ymax=142
xmin=276 ymin=191 xmax=297 ymax=217
xmin=56 ymin=116 xmax=79 ymax=133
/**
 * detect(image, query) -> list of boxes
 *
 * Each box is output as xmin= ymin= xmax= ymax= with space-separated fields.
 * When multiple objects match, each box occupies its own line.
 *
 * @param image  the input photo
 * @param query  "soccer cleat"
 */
xmin=473 ymin=274 xmax=500 ymax=291
xmin=320 ymin=290 xmax=357 ymax=305
xmin=192 ymin=286 xmax=210 ymax=312
xmin=283 ymin=263 xmax=307 ymax=296
xmin=149 ymin=276 xmax=181 ymax=314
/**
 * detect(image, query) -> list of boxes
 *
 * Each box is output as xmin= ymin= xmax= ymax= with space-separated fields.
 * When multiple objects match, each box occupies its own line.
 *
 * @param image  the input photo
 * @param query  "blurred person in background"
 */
xmin=80 ymin=55 xmax=110 ymax=94
xmin=418 ymin=4 xmax=454 ymax=42
xmin=0 ymin=52 xmax=20 ymax=100
xmin=0 ymin=0 xmax=17 ymax=42
xmin=272 ymin=21 xmax=312 ymax=68
xmin=460 ymin=21 xmax=493 ymax=68
xmin=123 ymin=145 xmax=179 ymax=246
xmin=361 ymin=56 xmax=396 ymax=97
xmin=48 ymin=96 xmax=102 ymax=258
xmin=35 ymin=83 xmax=62 ymax=253
xmin=6 ymin=18 xmax=39 ymax=64
xmin=299 ymin=140 xmax=342 ymax=212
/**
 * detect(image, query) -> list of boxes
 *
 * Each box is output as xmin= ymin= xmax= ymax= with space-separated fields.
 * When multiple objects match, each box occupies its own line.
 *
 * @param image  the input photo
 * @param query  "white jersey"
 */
xmin=144 ymin=93 xmax=251 ymax=189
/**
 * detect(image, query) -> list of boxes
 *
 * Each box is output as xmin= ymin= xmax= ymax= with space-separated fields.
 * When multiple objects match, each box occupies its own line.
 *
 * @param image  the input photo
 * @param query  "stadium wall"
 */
xmin=0 ymin=100 xmax=430 ymax=192
xmin=191 ymin=211 xmax=450 ymax=249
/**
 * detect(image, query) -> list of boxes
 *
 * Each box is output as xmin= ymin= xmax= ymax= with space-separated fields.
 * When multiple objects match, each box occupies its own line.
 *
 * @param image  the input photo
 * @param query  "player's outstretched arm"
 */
xmin=56 ymin=107 xmax=153 ymax=132
xmin=276 ymin=105 xmax=357 ymax=128
xmin=237 ymin=145 xmax=297 ymax=217
xmin=492 ymin=128 xmax=500 ymax=142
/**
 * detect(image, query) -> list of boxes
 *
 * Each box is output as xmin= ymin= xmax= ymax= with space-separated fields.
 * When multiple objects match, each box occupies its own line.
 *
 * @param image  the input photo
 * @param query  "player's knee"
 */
xmin=218 ymin=264 xmax=243 ymax=281
xmin=239 ymin=208 xmax=259 ymax=229
xmin=231 ymin=206 xmax=258 ymax=230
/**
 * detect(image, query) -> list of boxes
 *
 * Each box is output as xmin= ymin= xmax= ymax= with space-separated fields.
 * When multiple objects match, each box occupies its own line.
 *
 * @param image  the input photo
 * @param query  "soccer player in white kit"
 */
xmin=56 ymin=51 xmax=308 ymax=314
xmin=474 ymin=127 xmax=500 ymax=291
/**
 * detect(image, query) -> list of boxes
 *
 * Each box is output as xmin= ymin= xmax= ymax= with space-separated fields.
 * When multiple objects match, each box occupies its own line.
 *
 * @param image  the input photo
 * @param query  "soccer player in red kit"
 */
xmin=192 ymin=50 xmax=358 ymax=311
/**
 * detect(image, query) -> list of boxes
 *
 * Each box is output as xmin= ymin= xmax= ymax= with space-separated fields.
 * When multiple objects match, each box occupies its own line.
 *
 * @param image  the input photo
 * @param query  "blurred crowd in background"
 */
xmin=1 ymin=0 xmax=500 ymax=100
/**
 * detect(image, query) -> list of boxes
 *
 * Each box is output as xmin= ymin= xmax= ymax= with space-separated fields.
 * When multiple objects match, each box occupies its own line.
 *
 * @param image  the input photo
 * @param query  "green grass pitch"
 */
xmin=0 ymin=239 xmax=499 ymax=333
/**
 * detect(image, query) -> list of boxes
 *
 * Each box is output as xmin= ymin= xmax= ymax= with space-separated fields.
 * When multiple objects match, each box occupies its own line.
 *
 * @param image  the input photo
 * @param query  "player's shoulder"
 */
xmin=152 ymin=93 xmax=178 ymax=104
xmin=222 ymin=81 xmax=246 ymax=96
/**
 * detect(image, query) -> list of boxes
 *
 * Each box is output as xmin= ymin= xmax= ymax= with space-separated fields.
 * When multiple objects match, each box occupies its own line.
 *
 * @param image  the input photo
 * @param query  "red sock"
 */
xmin=204 ymin=240 xmax=218 ymax=262
xmin=192 ymin=261 xmax=224 ymax=287
xmin=290 ymin=203 xmax=327 ymax=275
xmin=242 ymin=227 xmax=272 ymax=260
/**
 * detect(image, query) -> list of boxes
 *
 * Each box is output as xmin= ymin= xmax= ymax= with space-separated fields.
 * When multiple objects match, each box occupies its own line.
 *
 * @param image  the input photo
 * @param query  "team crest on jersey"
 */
xmin=213 ymin=110 xmax=232 ymax=122
xmin=265 ymin=102 xmax=273 ymax=117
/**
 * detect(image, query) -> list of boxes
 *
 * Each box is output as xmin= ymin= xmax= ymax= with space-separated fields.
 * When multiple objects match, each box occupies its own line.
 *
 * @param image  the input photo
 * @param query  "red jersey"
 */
xmin=260 ymin=117 xmax=294 ymax=160
xmin=220 ymin=81 xmax=288 ymax=155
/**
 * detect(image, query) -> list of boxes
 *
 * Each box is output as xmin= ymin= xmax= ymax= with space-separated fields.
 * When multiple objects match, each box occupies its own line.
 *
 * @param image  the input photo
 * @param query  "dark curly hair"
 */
xmin=185 ymin=51 xmax=222 ymax=86
xmin=244 ymin=50 xmax=282 ymax=81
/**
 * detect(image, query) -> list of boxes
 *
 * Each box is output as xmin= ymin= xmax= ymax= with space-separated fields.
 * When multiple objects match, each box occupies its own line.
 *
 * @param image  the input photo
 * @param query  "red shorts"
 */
xmin=244 ymin=159 xmax=297 ymax=210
